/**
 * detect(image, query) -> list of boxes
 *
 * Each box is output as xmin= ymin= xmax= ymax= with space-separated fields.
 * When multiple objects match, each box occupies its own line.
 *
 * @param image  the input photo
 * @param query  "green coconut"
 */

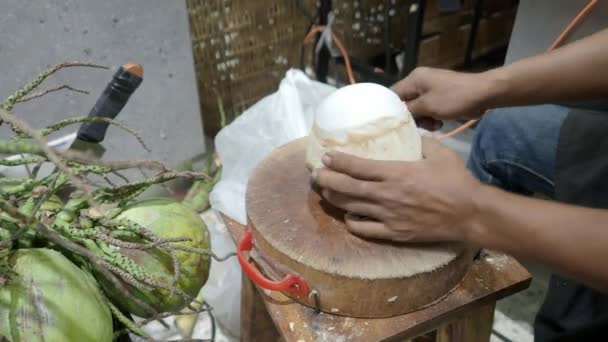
xmin=0 ymin=248 xmax=113 ymax=342
xmin=99 ymin=198 xmax=211 ymax=318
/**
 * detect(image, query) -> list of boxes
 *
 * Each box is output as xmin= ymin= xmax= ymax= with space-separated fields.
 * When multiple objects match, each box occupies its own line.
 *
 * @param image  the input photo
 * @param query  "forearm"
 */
xmin=467 ymin=185 xmax=608 ymax=290
xmin=481 ymin=28 xmax=608 ymax=108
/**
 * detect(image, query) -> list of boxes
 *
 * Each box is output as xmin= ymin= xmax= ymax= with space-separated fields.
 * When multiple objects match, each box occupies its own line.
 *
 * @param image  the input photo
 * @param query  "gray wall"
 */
xmin=505 ymin=0 xmax=608 ymax=110
xmin=506 ymin=0 xmax=608 ymax=63
xmin=0 ymin=0 xmax=205 ymax=167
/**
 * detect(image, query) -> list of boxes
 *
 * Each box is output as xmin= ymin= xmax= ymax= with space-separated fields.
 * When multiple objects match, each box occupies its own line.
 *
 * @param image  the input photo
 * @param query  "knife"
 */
xmin=68 ymin=61 xmax=143 ymax=157
xmin=0 ymin=62 xmax=143 ymax=179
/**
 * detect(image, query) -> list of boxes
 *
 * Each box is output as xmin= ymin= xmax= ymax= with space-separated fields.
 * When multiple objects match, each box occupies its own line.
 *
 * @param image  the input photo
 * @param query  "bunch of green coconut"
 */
xmin=0 ymin=62 xmax=225 ymax=341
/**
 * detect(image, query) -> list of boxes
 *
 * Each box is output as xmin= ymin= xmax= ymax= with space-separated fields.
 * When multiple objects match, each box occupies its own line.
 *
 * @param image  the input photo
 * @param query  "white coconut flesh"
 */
xmin=306 ymin=82 xmax=422 ymax=170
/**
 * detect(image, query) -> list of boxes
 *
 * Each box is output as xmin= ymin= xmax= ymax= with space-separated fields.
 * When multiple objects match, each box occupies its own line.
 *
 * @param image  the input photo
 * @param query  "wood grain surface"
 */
xmin=245 ymin=138 xmax=474 ymax=317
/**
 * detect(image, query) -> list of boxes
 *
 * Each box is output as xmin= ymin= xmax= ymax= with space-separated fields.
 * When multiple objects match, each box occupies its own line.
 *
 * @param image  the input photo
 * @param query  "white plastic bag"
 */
xmin=203 ymin=69 xmax=335 ymax=337
xmin=210 ymin=69 xmax=336 ymax=224
xmin=199 ymin=210 xmax=242 ymax=339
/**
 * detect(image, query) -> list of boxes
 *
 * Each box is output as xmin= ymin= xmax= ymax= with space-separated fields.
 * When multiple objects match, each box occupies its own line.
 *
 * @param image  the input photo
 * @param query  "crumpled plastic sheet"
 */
xmin=209 ymin=69 xmax=336 ymax=225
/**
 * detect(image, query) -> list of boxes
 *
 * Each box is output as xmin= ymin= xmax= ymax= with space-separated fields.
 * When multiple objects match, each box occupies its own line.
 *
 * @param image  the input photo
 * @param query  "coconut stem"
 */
xmin=15 ymin=84 xmax=89 ymax=103
xmin=0 ymin=108 xmax=98 ymax=207
xmin=1 ymin=61 xmax=107 ymax=113
xmin=172 ymin=244 xmax=236 ymax=262
xmin=108 ymin=301 xmax=149 ymax=338
xmin=17 ymin=116 xmax=150 ymax=152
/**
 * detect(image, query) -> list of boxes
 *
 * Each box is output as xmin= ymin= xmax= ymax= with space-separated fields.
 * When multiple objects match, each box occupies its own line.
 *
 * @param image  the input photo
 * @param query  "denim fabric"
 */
xmin=467 ymin=104 xmax=570 ymax=198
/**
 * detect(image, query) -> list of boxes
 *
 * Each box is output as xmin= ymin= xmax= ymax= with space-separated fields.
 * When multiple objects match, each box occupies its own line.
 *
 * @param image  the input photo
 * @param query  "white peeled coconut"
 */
xmin=306 ymin=82 xmax=422 ymax=170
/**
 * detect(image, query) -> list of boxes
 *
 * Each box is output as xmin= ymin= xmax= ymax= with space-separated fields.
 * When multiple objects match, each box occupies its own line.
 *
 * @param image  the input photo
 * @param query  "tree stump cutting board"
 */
xmin=245 ymin=138 xmax=475 ymax=318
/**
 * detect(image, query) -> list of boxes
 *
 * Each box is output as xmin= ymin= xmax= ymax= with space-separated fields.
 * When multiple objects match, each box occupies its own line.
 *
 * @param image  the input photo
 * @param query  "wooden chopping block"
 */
xmin=243 ymin=138 xmax=475 ymax=318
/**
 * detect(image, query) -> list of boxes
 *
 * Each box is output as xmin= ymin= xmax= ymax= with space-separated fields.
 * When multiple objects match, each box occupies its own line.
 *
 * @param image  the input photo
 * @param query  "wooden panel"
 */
xmin=418 ymin=24 xmax=471 ymax=68
xmin=473 ymin=9 xmax=517 ymax=58
xmin=417 ymin=8 xmax=516 ymax=70
xmin=424 ymin=11 xmax=472 ymax=36
xmin=418 ymin=35 xmax=441 ymax=67
xmin=424 ymin=0 xmax=474 ymax=21
xmin=436 ymin=303 xmax=496 ymax=342
xmin=482 ymin=0 xmax=517 ymax=16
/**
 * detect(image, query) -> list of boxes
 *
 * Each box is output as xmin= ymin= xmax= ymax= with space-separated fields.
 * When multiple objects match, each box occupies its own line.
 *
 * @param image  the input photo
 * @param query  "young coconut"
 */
xmin=0 ymin=248 xmax=113 ymax=342
xmin=306 ymin=83 xmax=422 ymax=170
xmin=97 ymin=198 xmax=211 ymax=318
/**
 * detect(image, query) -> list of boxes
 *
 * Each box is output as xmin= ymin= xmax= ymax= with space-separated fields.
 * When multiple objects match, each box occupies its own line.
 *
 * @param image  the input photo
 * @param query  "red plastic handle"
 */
xmin=237 ymin=227 xmax=310 ymax=297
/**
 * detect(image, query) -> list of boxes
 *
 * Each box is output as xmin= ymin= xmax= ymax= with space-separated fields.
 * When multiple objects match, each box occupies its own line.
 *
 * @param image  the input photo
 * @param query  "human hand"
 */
xmin=313 ymin=136 xmax=482 ymax=242
xmin=391 ymin=67 xmax=496 ymax=130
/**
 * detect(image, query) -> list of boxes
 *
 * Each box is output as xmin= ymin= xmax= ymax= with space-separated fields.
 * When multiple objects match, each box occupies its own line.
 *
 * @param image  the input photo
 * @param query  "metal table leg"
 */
xmin=464 ymin=0 xmax=484 ymax=67
xmin=400 ymin=0 xmax=426 ymax=78
xmin=315 ymin=0 xmax=332 ymax=83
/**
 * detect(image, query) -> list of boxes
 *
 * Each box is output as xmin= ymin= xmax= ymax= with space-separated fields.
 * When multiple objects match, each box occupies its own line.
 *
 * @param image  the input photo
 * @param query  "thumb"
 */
xmin=421 ymin=135 xmax=448 ymax=159
xmin=391 ymin=77 xmax=419 ymax=101
xmin=407 ymin=97 xmax=443 ymax=131
xmin=406 ymin=96 xmax=435 ymax=119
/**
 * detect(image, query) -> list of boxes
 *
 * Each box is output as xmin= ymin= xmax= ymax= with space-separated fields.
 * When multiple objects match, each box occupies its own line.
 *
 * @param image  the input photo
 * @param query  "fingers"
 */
xmin=391 ymin=68 xmax=443 ymax=124
xmin=344 ymin=214 xmax=413 ymax=242
xmin=315 ymin=168 xmax=381 ymax=200
xmin=415 ymin=117 xmax=443 ymax=131
xmin=407 ymin=96 xmax=438 ymax=120
xmin=321 ymin=189 xmax=385 ymax=219
xmin=321 ymin=152 xmax=388 ymax=181
xmin=390 ymin=77 xmax=419 ymax=101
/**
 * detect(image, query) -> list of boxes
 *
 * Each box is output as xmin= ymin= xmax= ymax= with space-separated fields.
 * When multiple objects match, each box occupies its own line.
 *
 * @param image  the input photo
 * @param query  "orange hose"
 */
xmin=303 ymin=25 xmax=356 ymax=85
xmin=548 ymin=0 xmax=598 ymax=51
xmin=438 ymin=0 xmax=598 ymax=140
xmin=437 ymin=119 xmax=478 ymax=139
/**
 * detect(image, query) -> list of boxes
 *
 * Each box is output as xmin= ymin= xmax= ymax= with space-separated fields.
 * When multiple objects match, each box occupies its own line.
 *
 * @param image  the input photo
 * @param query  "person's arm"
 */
xmin=487 ymin=27 xmax=608 ymax=107
xmin=314 ymin=138 xmax=608 ymax=290
xmin=392 ymin=28 xmax=608 ymax=123
xmin=471 ymin=183 xmax=608 ymax=291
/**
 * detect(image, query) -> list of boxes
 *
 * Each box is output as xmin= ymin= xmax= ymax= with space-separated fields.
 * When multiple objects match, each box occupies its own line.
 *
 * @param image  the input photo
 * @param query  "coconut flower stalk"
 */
xmin=0 ymin=62 xmax=229 ymax=341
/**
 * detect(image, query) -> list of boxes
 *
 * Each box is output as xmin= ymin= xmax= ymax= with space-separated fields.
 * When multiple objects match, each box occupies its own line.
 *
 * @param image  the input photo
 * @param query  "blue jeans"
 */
xmin=467 ymin=105 xmax=574 ymax=342
xmin=467 ymin=104 xmax=570 ymax=197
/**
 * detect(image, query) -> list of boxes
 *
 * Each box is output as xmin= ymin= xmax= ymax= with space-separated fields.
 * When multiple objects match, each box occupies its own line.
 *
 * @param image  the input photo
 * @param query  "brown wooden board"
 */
xmin=245 ymin=138 xmax=475 ymax=318
xmin=473 ymin=9 xmax=517 ymax=59
xmin=418 ymin=8 xmax=516 ymax=70
xmin=225 ymin=216 xmax=531 ymax=341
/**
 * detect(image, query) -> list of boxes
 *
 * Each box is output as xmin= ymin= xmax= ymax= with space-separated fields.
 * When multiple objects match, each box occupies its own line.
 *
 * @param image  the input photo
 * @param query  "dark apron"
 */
xmin=534 ymin=108 xmax=608 ymax=341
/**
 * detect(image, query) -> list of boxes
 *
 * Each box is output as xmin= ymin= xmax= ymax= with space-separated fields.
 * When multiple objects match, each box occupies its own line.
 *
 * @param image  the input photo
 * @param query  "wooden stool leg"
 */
xmin=435 ymin=302 xmax=496 ymax=342
xmin=240 ymin=274 xmax=281 ymax=342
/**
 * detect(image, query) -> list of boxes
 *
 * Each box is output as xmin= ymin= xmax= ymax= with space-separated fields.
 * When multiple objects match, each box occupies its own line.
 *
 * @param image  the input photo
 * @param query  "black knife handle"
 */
xmin=77 ymin=63 xmax=143 ymax=143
